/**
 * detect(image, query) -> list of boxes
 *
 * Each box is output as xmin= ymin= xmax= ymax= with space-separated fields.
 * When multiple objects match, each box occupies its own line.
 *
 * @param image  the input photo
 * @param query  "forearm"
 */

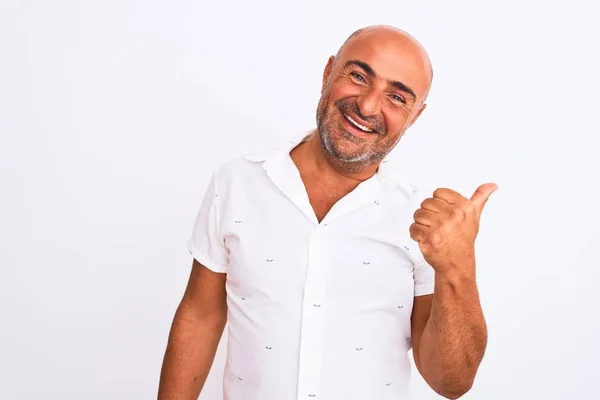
xmin=417 ymin=270 xmax=487 ymax=398
xmin=158 ymin=302 xmax=226 ymax=400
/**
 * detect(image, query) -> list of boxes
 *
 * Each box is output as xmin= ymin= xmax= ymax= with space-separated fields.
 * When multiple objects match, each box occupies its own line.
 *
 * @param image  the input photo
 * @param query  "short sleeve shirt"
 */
xmin=188 ymin=135 xmax=435 ymax=400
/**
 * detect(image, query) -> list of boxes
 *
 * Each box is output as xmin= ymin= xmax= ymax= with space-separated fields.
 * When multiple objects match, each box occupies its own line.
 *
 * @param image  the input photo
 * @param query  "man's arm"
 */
xmin=411 ymin=274 xmax=487 ymax=399
xmin=409 ymin=183 xmax=497 ymax=398
xmin=158 ymin=260 xmax=227 ymax=399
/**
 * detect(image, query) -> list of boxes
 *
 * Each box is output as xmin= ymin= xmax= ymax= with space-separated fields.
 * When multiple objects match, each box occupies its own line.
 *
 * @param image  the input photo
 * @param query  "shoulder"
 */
xmin=383 ymin=171 xmax=433 ymax=204
xmin=210 ymin=146 xmax=277 ymax=186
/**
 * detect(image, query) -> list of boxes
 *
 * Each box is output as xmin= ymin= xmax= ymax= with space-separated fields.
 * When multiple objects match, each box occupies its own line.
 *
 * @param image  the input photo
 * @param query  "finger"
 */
xmin=409 ymin=222 xmax=429 ymax=242
xmin=432 ymin=188 xmax=464 ymax=205
xmin=470 ymin=183 xmax=498 ymax=214
xmin=413 ymin=208 xmax=437 ymax=227
xmin=421 ymin=197 xmax=453 ymax=213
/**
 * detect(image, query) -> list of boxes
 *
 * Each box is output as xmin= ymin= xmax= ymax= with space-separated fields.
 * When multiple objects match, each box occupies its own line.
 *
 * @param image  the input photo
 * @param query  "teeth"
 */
xmin=345 ymin=114 xmax=374 ymax=133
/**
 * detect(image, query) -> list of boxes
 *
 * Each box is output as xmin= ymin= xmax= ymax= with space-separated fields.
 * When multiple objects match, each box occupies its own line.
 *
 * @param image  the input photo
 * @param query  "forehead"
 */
xmin=337 ymin=32 xmax=431 ymax=99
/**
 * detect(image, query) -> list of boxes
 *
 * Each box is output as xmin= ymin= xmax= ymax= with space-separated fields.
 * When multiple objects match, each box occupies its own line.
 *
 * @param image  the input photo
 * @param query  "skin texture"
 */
xmin=158 ymin=25 xmax=495 ymax=400
xmin=158 ymin=260 xmax=227 ymax=399
xmin=409 ymin=184 xmax=497 ymax=399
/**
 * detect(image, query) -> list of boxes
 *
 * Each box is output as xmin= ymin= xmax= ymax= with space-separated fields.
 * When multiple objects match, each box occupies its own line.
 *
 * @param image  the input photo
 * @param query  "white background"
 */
xmin=1 ymin=0 xmax=599 ymax=399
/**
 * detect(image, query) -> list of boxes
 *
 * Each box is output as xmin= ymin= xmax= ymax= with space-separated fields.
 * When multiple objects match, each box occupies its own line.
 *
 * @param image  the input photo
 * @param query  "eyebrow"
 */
xmin=344 ymin=59 xmax=417 ymax=101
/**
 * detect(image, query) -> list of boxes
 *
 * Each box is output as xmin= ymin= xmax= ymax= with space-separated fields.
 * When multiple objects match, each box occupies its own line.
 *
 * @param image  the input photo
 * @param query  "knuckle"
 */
xmin=451 ymin=207 xmax=463 ymax=219
xmin=429 ymin=231 xmax=442 ymax=245
xmin=409 ymin=223 xmax=418 ymax=238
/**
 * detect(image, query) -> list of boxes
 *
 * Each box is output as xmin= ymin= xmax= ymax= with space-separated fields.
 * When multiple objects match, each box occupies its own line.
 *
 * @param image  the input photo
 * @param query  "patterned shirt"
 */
xmin=188 ymin=134 xmax=435 ymax=400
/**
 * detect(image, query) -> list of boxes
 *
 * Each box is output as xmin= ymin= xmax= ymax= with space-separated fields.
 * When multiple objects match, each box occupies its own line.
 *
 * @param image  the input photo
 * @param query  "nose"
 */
xmin=357 ymin=89 xmax=381 ymax=118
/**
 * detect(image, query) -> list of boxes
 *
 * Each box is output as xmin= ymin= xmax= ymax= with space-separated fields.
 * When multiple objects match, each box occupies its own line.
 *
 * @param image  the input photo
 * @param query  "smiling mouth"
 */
xmin=343 ymin=113 xmax=376 ymax=134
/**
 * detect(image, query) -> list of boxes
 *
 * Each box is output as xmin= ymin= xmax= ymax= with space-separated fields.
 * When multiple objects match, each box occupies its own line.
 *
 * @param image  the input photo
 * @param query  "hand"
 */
xmin=409 ymin=183 xmax=498 ymax=278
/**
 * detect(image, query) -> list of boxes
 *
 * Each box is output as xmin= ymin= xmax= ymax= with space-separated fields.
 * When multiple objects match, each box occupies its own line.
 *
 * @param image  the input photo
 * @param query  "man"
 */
xmin=158 ymin=25 xmax=496 ymax=400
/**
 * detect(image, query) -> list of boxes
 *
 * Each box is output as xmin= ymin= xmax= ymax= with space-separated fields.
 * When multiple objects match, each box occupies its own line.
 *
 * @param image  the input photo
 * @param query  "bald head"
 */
xmin=333 ymin=25 xmax=433 ymax=95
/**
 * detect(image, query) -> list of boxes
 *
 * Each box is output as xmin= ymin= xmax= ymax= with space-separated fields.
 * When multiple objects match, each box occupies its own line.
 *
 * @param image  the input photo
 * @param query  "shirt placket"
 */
xmin=296 ymin=224 xmax=328 ymax=399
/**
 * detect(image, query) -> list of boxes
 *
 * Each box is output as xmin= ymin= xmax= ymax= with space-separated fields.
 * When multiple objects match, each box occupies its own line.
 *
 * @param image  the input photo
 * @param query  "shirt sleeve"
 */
xmin=413 ymin=257 xmax=435 ymax=296
xmin=187 ymin=169 xmax=229 ymax=273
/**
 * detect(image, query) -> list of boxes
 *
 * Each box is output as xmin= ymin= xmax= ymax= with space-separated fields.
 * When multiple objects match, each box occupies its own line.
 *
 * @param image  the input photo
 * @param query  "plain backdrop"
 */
xmin=1 ymin=0 xmax=599 ymax=399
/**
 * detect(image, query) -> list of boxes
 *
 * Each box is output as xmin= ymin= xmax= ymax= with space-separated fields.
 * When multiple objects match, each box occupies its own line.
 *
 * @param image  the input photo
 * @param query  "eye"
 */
xmin=390 ymin=93 xmax=406 ymax=104
xmin=350 ymin=72 xmax=367 ymax=83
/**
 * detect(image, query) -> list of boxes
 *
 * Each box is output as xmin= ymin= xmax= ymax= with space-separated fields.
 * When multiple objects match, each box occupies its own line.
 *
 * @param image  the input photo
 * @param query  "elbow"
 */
xmin=435 ymin=380 xmax=474 ymax=399
xmin=416 ymin=359 xmax=476 ymax=399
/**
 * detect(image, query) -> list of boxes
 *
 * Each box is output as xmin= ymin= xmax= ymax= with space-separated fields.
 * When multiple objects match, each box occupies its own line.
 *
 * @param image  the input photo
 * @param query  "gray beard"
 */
xmin=316 ymin=110 xmax=393 ymax=174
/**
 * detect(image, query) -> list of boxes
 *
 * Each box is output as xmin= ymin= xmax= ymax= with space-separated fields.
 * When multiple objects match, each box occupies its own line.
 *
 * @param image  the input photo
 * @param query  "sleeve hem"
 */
xmin=414 ymin=283 xmax=434 ymax=296
xmin=187 ymin=241 xmax=228 ymax=274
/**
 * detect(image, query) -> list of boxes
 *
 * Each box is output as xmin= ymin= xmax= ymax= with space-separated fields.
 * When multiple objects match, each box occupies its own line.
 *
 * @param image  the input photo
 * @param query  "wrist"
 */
xmin=435 ymin=268 xmax=477 ymax=290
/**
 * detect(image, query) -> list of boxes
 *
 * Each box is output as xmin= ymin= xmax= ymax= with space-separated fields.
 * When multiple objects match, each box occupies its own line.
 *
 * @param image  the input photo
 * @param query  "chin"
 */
xmin=321 ymin=134 xmax=369 ymax=165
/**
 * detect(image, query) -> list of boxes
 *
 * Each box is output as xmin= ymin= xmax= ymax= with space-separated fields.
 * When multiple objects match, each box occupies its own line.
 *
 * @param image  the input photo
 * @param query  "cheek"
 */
xmin=329 ymin=80 xmax=360 ymax=101
xmin=388 ymin=106 xmax=416 ymax=129
xmin=383 ymin=115 xmax=407 ymax=137
xmin=317 ymin=92 xmax=332 ymax=115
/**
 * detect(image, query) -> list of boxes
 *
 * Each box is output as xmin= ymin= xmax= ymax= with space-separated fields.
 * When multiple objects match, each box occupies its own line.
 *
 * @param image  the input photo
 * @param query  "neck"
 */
xmin=291 ymin=130 xmax=379 ymax=186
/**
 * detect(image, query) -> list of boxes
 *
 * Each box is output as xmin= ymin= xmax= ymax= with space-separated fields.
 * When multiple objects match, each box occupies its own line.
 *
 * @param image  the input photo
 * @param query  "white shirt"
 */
xmin=187 ymin=134 xmax=435 ymax=400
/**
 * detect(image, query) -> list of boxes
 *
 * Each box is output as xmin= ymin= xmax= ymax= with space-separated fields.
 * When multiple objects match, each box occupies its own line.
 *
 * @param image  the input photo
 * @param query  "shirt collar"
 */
xmin=243 ymin=132 xmax=416 ymax=197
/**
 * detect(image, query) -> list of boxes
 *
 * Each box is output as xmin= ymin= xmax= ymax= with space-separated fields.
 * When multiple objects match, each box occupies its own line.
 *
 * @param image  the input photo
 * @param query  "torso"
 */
xmin=189 ymin=139 xmax=436 ymax=399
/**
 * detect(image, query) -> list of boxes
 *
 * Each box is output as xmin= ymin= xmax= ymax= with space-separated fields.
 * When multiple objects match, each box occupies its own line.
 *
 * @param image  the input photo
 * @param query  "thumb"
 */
xmin=470 ymin=183 xmax=498 ymax=213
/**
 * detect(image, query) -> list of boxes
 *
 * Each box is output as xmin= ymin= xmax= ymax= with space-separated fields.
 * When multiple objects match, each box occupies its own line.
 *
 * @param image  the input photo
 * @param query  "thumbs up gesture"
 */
xmin=409 ymin=183 xmax=498 ymax=276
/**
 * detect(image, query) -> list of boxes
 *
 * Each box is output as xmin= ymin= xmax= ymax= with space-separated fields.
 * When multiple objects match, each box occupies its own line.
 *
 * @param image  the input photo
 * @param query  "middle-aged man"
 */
xmin=158 ymin=25 xmax=497 ymax=400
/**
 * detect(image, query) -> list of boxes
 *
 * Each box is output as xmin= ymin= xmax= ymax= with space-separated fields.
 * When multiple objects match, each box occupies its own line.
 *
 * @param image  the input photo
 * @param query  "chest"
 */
xmin=221 ymin=193 xmax=419 ymax=308
xmin=304 ymin=180 xmax=359 ymax=223
xmin=306 ymin=187 xmax=346 ymax=223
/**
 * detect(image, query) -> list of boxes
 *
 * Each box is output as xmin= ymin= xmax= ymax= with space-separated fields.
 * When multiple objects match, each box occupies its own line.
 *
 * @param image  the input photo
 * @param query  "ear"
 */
xmin=321 ymin=56 xmax=335 ymax=93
